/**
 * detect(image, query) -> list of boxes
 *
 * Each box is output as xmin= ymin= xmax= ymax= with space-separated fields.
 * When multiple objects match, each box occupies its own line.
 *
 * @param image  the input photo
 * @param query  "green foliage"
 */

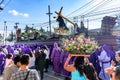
xmin=62 ymin=35 xmax=98 ymax=54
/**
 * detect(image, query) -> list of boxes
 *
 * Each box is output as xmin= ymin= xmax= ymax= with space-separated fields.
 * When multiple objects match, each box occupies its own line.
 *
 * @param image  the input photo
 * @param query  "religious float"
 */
xmin=15 ymin=6 xmax=88 ymax=46
xmin=61 ymin=34 xmax=98 ymax=56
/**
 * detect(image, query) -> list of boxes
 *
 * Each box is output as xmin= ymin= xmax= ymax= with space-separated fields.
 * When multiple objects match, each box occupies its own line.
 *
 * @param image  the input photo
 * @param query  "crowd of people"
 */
xmin=0 ymin=42 xmax=120 ymax=80
xmin=0 ymin=44 xmax=51 ymax=80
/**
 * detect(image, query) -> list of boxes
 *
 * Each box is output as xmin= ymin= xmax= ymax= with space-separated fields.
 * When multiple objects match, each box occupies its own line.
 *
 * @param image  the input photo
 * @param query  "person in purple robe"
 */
xmin=98 ymin=44 xmax=111 ymax=80
xmin=0 ymin=48 xmax=6 ymax=75
xmin=7 ymin=46 xmax=14 ymax=55
xmin=51 ymin=42 xmax=62 ymax=75
xmin=107 ymin=45 xmax=115 ymax=61
xmin=89 ymin=47 xmax=101 ymax=78
xmin=60 ymin=51 xmax=71 ymax=80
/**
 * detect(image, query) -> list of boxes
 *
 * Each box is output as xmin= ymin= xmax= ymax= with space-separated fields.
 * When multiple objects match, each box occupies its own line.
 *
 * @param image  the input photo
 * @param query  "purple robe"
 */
xmin=108 ymin=45 xmax=115 ymax=61
xmin=89 ymin=49 xmax=101 ymax=75
xmin=0 ymin=51 xmax=6 ymax=75
xmin=98 ymin=45 xmax=111 ymax=80
xmin=51 ymin=42 xmax=61 ymax=73
xmin=60 ymin=51 xmax=70 ymax=77
xmin=8 ymin=46 xmax=14 ymax=54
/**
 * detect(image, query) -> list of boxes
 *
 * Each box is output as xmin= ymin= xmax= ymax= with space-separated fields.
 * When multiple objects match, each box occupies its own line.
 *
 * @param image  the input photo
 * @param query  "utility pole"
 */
xmin=5 ymin=22 xmax=7 ymax=40
xmin=14 ymin=22 xmax=19 ymax=41
xmin=73 ymin=17 xmax=78 ymax=34
xmin=47 ymin=27 xmax=48 ymax=32
xmin=46 ymin=5 xmax=53 ymax=35
xmin=86 ymin=19 xmax=89 ymax=37
xmin=87 ymin=19 xmax=89 ymax=29
xmin=4 ymin=21 xmax=7 ymax=45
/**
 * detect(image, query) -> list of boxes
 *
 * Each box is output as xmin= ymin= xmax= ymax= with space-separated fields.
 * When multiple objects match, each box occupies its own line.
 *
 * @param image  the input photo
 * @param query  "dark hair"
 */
xmin=29 ymin=52 xmax=33 ymax=57
xmin=42 ymin=45 xmax=49 ymax=50
xmin=14 ymin=54 xmax=21 ymax=65
xmin=115 ymin=66 xmax=120 ymax=80
xmin=0 ymin=48 xmax=3 ymax=51
xmin=20 ymin=54 xmax=29 ymax=65
xmin=3 ymin=45 xmax=7 ymax=48
xmin=6 ymin=53 xmax=13 ymax=59
xmin=34 ymin=48 xmax=40 ymax=57
xmin=117 ymin=51 xmax=120 ymax=57
xmin=74 ymin=56 xmax=84 ymax=76
xmin=84 ymin=63 xmax=98 ymax=80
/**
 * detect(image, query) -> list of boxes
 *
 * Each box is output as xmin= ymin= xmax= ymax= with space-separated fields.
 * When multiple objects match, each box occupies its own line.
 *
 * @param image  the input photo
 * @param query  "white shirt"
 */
xmin=28 ymin=57 xmax=35 ymax=68
xmin=44 ymin=49 xmax=50 ymax=59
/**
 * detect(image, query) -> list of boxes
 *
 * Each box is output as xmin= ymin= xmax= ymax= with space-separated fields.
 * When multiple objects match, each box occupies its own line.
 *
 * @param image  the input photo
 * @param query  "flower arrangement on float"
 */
xmin=61 ymin=35 xmax=98 ymax=55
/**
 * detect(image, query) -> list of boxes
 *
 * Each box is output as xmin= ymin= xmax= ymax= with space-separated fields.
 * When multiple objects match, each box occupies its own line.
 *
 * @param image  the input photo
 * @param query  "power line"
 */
xmin=84 ymin=9 xmax=120 ymax=18
xmin=85 ymin=7 xmax=120 ymax=16
xmin=66 ymin=0 xmax=95 ymax=17
xmin=84 ymin=0 xmax=113 ymax=16
xmin=69 ymin=0 xmax=104 ymax=18
xmin=0 ymin=0 xmax=4 ymax=10
xmin=65 ymin=0 xmax=108 ymax=22
xmin=2 ymin=0 xmax=12 ymax=8
xmin=0 ymin=0 xmax=12 ymax=11
xmin=0 ymin=0 xmax=4 ymax=5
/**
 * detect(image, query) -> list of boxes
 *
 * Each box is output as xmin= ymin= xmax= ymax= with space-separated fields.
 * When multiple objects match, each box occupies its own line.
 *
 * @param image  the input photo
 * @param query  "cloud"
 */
xmin=8 ymin=10 xmax=29 ymax=18
xmin=0 ymin=4 xmax=5 ymax=7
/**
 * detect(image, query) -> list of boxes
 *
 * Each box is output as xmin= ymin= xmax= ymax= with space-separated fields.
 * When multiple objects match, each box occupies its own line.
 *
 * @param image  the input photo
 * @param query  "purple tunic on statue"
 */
xmin=51 ymin=42 xmax=61 ymax=73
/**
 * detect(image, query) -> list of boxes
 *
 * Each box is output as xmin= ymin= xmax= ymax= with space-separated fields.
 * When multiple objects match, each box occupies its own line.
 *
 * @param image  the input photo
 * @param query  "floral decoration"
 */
xmin=61 ymin=35 xmax=98 ymax=54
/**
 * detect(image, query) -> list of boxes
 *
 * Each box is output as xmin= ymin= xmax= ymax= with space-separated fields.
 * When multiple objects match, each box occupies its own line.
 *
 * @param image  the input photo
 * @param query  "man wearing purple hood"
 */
xmin=51 ymin=42 xmax=62 ymax=75
xmin=60 ymin=51 xmax=71 ymax=80
xmin=89 ymin=47 xmax=101 ymax=79
xmin=98 ymin=44 xmax=112 ymax=80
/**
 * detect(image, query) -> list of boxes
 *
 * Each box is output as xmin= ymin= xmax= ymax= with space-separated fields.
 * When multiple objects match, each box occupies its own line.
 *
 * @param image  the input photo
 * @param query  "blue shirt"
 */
xmin=71 ymin=69 xmax=86 ymax=80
